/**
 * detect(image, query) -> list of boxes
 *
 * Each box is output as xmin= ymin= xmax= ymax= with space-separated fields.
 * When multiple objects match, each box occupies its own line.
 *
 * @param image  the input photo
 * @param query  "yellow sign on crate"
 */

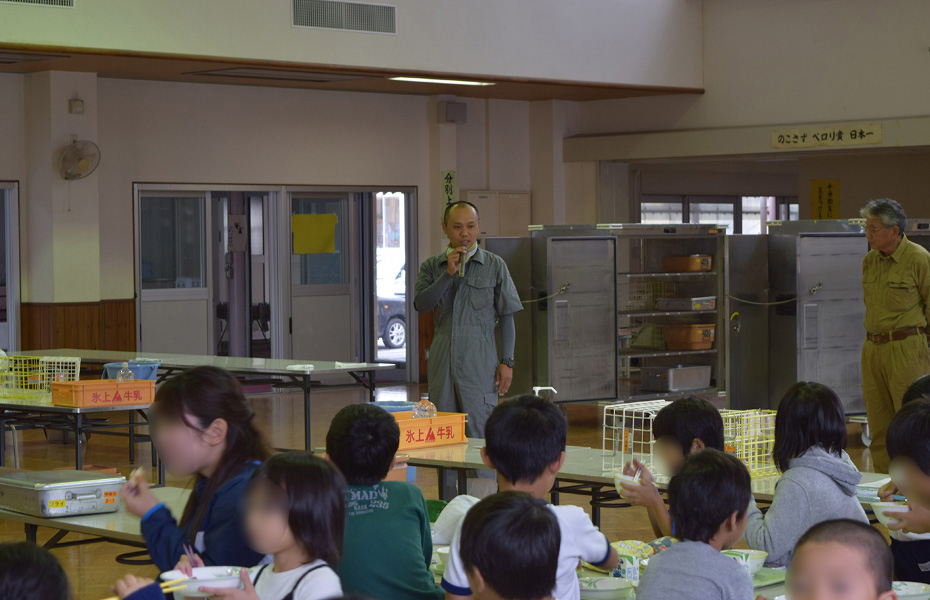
xmin=393 ymin=411 xmax=468 ymax=451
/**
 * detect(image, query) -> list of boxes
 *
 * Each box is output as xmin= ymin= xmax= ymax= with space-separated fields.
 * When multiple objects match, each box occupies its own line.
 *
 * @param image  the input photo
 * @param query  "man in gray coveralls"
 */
xmin=414 ymin=201 xmax=523 ymax=444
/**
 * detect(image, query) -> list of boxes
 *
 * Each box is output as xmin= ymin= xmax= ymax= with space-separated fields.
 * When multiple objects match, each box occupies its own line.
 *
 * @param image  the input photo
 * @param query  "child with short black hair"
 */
xmin=875 ymin=397 xmax=930 ymax=583
xmin=459 ymin=492 xmax=560 ymax=600
xmin=787 ymin=519 xmax=896 ymax=600
xmin=743 ymin=382 xmax=868 ymax=566
xmin=327 ymin=404 xmax=443 ymax=600
xmin=442 ymin=395 xmax=618 ymax=600
xmin=637 ymin=449 xmax=756 ymax=600
xmin=618 ymin=395 xmax=725 ymax=537
xmin=0 ymin=541 xmax=71 ymax=600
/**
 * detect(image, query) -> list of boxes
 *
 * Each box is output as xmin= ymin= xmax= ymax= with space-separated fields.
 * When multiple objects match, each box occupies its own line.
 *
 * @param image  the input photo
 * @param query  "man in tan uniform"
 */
xmin=861 ymin=198 xmax=930 ymax=472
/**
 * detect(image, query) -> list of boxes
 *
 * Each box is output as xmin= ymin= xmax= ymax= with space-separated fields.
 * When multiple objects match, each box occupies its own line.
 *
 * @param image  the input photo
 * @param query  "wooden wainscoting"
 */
xmin=21 ymin=299 xmax=136 ymax=351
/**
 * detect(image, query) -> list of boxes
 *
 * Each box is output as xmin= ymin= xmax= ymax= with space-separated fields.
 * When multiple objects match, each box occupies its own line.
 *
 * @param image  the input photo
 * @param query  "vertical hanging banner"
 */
xmin=811 ymin=179 xmax=840 ymax=219
xmin=441 ymin=170 xmax=457 ymax=205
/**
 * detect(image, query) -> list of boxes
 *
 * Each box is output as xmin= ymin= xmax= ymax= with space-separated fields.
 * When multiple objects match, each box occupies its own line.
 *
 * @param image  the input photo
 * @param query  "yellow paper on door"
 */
xmin=292 ymin=213 xmax=337 ymax=254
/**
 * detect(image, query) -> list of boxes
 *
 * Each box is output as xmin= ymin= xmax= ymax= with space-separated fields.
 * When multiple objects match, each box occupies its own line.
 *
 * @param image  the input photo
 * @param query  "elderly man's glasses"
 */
xmin=863 ymin=225 xmax=890 ymax=234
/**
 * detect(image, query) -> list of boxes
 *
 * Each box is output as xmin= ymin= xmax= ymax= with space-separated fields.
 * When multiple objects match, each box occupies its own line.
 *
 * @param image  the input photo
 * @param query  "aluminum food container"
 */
xmin=655 ymin=296 xmax=717 ymax=311
xmin=0 ymin=470 xmax=125 ymax=517
xmin=641 ymin=365 xmax=712 ymax=392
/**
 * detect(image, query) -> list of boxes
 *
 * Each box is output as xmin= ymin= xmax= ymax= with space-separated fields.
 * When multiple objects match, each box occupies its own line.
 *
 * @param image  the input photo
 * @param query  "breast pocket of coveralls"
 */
xmin=466 ymin=277 xmax=495 ymax=311
xmin=885 ymin=278 xmax=920 ymax=313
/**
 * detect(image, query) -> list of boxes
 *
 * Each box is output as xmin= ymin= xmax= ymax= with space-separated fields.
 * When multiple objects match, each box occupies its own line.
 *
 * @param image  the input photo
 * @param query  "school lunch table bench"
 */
xmin=21 ymin=349 xmax=397 ymax=452
xmin=404 ymin=439 xmax=890 ymax=528
xmin=0 ymin=484 xmax=189 ymax=564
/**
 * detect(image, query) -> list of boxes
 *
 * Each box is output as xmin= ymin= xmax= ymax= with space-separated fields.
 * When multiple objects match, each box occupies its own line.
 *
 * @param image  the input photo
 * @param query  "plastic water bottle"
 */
xmin=117 ymin=362 xmax=134 ymax=383
xmin=412 ymin=393 xmax=437 ymax=419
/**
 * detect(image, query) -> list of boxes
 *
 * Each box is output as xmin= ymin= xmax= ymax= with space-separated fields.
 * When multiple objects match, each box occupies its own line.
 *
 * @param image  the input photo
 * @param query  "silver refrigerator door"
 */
xmin=546 ymin=236 xmax=618 ymax=402
xmin=795 ymin=234 xmax=867 ymax=414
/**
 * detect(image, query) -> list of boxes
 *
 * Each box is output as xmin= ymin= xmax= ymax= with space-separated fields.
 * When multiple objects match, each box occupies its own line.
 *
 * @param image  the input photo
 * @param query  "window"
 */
xmin=641 ymin=202 xmax=683 ymax=225
xmin=291 ymin=196 xmax=348 ymax=286
xmin=640 ymin=195 xmax=799 ymax=233
xmin=140 ymin=196 xmax=206 ymax=289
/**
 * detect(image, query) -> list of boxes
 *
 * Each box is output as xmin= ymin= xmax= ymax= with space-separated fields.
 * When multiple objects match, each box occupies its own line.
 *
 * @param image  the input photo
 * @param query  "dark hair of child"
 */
xmin=152 ymin=366 xmax=271 ymax=539
xmin=888 ymin=397 xmax=930 ymax=475
xmin=325 ymin=404 xmax=400 ymax=486
xmin=902 ymin=374 xmax=930 ymax=405
xmin=793 ymin=519 xmax=893 ymax=593
xmin=485 ymin=395 xmax=567 ymax=484
xmin=0 ymin=541 xmax=72 ymax=600
xmin=251 ymin=452 xmax=347 ymax=564
xmin=459 ymin=492 xmax=560 ymax=600
xmin=652 ymin=396 xmax=725 ymax=454
xmin=771 ymin=381 xmax=847 ymax=473
xmin=668 ymin=449 xmax=752 ymax=544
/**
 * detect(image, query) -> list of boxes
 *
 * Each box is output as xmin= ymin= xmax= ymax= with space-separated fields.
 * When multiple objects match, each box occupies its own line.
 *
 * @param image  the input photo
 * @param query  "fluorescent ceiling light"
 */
xmin=390 ymin=77 xmax=494 ymax=86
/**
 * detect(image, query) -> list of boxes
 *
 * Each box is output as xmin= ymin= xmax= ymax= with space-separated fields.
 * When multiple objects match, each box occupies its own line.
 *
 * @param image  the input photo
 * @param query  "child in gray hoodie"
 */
xmin=743 ymin=382 xmax=869 ymax=566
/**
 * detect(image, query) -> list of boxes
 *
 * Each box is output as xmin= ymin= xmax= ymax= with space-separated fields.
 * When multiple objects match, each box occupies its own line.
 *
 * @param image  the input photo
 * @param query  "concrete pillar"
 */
xmin=22 ymin=71 xmax=100 ymax=303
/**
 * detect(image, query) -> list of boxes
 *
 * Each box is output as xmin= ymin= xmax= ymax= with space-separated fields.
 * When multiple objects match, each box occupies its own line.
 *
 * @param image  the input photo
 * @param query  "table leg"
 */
xmin=128 ymin=410 xmax=136 ymax=464
xmin=368 ymin=369 xmax=376 ymax=403
xmin=591 ymin=489 xmax=602 ymax=528
xmin=24 ymin=523 xmax=37 ymax=544
xmin=457 ymin=468 xmax=467 ymax=496
xmin=551 ymin=479 xmax=560 ymax=505
xmin=0 ymin=416 xmax=6 ymax=467
xmin=303 ymin=374 xmax=312 ymax=451
xmin=74 ymin=413 xmax=83 ymax=470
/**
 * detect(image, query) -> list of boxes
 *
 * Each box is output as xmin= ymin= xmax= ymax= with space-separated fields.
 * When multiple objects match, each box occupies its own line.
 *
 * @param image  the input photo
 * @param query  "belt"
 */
xmin=866 ymin=326 xmax=927 ymax=344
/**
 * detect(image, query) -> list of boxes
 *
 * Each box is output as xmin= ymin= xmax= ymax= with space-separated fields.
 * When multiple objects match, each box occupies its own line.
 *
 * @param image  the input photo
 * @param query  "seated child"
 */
xmin=0 ymin=541 xmax=71 ymax=600
xmin=618 ymin=395 xmax=725 ymax=537
xmin=877 ymin=397 xmax=930 ymax=582
xmin=115 ymin=452 xmax=346 ymax=600
xmin=902 ymin=373 xmax=930 ymax=405
xmin=443 ymin=395 xmax=618 ymax=600
xmin=120 ymin=367 xmax=271 ymax=572
xmin=743 ymin=381 xmax=868 ymax=566
xmin=637 ymin=449 xmax=756 ymax=600
xmin=787 ymin=519 xmax=896 ymax=600
xmin=458 ymin=491 xmax=560 ymax=600
xmin=327 ymin=404 xmax=444 ymax=600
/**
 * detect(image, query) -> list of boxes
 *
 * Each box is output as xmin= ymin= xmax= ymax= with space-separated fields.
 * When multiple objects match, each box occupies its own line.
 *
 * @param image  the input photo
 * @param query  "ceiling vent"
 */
xmin=0 ymin=0 xmax=74 ymax=7
xmin=293 ymin=0 xmax=396 ymax=34
xmin=192 ymin=67 xmax=375 ymax=83
xmin=0 ymin=51 xmax=70 ymax=64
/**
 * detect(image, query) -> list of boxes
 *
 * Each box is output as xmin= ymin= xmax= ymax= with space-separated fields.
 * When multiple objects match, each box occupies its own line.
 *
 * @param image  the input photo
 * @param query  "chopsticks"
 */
xmin=99 ymin=577 xmax=189 ymax=600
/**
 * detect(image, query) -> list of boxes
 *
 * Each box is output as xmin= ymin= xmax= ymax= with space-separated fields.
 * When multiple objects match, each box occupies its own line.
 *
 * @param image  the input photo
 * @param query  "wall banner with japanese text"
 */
xmin=772 ymin=122 xmax=882 ymax=149
xmin=811 ymin=178 xmax=840 ymax=219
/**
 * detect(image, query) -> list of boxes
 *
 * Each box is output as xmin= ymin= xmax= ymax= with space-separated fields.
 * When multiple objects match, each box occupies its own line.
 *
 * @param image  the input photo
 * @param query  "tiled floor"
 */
xmin=0 ymin=384 xmax=877 ymax=599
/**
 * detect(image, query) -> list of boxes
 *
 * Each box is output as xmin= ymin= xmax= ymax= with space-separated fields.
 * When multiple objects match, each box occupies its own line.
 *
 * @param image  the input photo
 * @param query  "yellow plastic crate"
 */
xmin=721 ymin=409 xmax=777 ymax=476
xmin=392 ymin=411 xmax=467 ymax=450
xmin=0 ymin=356 xmax=46 ymax=400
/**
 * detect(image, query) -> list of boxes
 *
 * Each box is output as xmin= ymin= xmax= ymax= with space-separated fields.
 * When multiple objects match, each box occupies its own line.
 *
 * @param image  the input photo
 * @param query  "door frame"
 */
xmin=0 ymin=181 xmax=21 ymax=352
xmin=133 ymin=183 xmax=419 ymax=382
xmin=133 ymin=183 xmax=282 ymax=355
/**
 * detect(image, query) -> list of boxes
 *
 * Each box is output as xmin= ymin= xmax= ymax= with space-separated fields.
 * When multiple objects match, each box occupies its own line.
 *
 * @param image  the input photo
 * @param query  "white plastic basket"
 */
xmin=39 ymin=356 xmax=81 ymax=391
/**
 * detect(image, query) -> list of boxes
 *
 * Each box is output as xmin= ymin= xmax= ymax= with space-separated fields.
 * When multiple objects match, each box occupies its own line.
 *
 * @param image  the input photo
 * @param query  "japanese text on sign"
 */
xmin=811 ymin=178 xmax=841 ymax=220
xmin=404 ymin=424 xmax=458 ymax=445
xmin=90 ymin=389 xmax=145 ymax=404
xmin=440 ymin=170 xmax=457 ymax=205
xmin=771 ymin=122 xmax=881 ymax=149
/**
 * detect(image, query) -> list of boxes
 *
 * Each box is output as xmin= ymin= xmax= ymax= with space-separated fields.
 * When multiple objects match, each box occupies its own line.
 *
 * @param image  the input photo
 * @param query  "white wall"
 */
xmin=579 ymin=0 xmax=930 ymax=135
xmin=97 ymin=78 xmax=431 ymax=299
xmin=0 ymin=0 xmax=702 ymax=88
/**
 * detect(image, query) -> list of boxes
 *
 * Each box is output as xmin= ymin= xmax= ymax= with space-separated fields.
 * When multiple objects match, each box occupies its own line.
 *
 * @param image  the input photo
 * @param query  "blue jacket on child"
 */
xmin=140 ymin=462 xmax=264 ymax=572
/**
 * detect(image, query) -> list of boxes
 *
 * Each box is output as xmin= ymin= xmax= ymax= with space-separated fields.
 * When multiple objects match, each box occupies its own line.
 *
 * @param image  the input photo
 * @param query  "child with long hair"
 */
xmin=115 ymin=453 xmax=346 ymax=600
xmin=121 ymin=366 xmax=271 ymax=572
